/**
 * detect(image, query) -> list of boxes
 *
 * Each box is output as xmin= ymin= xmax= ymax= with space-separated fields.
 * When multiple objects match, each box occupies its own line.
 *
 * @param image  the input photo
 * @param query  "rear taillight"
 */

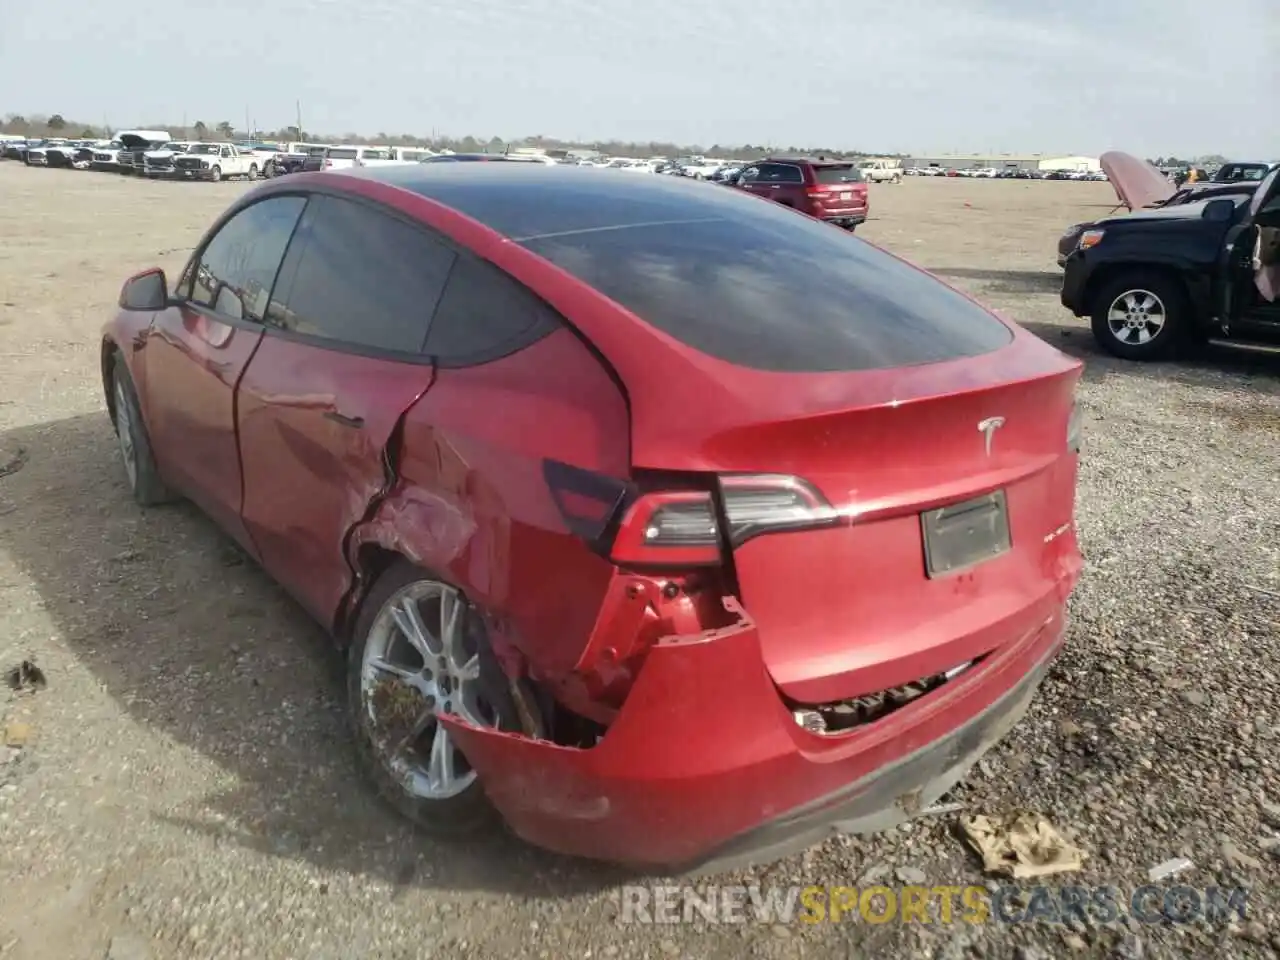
xmin=610 ymin=475 xmax=836 ymax=566
xmin=544 ymin=460 xmax=837 ymax=568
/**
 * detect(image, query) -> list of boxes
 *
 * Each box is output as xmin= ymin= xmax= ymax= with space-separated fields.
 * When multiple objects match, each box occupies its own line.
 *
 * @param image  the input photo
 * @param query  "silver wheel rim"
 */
xmin=360 ymin=580 xmax=496 ymax=800
xmin=1107 ymin=288 xmax=1166 ymax=345
xmin=113 ymin=378 xmax=137 ymax=489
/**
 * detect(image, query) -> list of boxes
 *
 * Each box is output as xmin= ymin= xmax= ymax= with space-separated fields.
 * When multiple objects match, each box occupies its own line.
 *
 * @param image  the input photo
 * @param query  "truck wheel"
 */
xmin=1089 ymin=271 xmax=1190 ymax=361
xmin=247 ymin=163 xmax=258 ymax=180
xmin=262 ymin=160 xmax=276 ymax=178
xmin=208 ymin=165 xmax=222 ymax=182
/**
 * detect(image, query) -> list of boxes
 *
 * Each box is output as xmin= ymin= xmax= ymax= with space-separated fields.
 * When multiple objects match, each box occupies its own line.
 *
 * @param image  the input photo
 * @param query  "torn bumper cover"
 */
xmin=441 ymin=604 xmax=1066 ymax=873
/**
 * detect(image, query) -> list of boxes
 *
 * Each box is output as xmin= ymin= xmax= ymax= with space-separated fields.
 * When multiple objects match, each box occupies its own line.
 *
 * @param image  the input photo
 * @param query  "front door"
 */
xmin=143 ymin=195 xmax=306 ymax=550
xmin=236 ymin=193 xmax=457 ymax=626
xmin=1220 ymin=169 xmax=1280 ymax=325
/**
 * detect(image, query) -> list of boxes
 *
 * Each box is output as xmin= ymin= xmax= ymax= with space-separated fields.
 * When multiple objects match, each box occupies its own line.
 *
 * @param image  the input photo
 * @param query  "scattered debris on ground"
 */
xmin=961 ymin=812 xmax=1087 ymax=878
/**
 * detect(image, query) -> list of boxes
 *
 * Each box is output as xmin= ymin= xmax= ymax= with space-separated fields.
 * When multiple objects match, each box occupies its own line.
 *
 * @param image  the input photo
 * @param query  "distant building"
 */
xmin=903 ymin=153 xmax=1101 ymax=173
xmin=1038 ymin=156 xmax=1102 ymax=173
xmin=904 ymin=153 xmax=1047 ymax=172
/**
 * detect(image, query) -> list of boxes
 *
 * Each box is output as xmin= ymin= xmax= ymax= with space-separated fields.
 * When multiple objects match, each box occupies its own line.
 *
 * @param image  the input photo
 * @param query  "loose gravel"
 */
xmin=0 ymin=163 xmax=1277 ymax=959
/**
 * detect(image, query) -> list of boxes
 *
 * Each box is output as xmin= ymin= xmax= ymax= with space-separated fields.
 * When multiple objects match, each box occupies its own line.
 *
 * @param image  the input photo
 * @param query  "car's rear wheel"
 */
xmin=348 ymin=561 xmax=520 ymax=836
xmin=110 ymin=352 xmax=174 ymax=506
xmin=247 ymin=163 xmax=258 ymax=180
xmin=1089 ymin=271 xmax=1189 ymax=361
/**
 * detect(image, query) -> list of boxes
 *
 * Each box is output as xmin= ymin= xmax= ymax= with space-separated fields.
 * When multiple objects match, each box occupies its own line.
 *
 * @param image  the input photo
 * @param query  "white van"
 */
xmin=321 ymin=144 xmax=394 ymax=169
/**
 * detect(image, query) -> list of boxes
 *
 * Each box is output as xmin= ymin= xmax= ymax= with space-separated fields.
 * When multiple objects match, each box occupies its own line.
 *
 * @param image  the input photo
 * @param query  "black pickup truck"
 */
xmin=1060 ymin=166 xmax=1280 ymax=360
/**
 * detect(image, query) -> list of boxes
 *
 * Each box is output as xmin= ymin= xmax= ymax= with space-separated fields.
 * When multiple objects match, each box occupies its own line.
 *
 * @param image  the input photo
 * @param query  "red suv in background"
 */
xmin=734 ymin=157 xmax=869 ymax=230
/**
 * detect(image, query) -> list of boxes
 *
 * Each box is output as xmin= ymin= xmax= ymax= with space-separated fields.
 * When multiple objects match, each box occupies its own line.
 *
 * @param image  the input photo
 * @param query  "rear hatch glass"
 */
xmin=522 ymin=215 xmax=1010 ymax=372
xmin=813 ymin=164 xmax=863 ymax=185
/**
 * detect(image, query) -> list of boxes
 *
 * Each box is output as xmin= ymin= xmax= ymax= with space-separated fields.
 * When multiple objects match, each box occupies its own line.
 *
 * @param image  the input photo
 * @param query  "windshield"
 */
xmin=188 ymin=144 xmax=221 ymax=155
xmin=159 ymin=143 xmax=184 ymax=151
xmin=327 ymin=148 xmax=359 ymax=159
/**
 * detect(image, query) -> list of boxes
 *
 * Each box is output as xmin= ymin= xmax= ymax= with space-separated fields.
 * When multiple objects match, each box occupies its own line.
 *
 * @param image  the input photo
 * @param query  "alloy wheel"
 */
xmin=1106 ymin=289 xmax=1166 ymax=345
xmin=360 ymin=580 xmax=496 ymax=800
xmin=113 ymin=378 xmax=137 ymax=490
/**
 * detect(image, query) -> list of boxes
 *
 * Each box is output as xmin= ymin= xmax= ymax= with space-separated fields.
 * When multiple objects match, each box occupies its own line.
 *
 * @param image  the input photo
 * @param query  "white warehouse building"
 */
xmin=1038 ymin=155 xmax=1102 ymax=173
xmin=904 ymin=153 xmax=1101 ymax=173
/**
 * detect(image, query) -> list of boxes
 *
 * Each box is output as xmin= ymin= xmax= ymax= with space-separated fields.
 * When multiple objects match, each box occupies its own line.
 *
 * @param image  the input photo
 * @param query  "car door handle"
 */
xmin=323 ymin=411 xmax=365 ymax=429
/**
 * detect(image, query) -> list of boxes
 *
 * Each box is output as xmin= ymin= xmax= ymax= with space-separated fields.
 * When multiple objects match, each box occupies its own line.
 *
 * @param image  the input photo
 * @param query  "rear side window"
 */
xmin=327 ymin=148 xmax=358 ymax=160
xmin=266 ymin=195 xmax=457 ymax=353
xmin=813 ymin=164 xmax=863 ymax=185
xmin=756 ymin=163 xmax=803 ymax=184
xmin=362 ymin=149 xmax=391 ymax=160
xmin=522 ymin=215 xmax=1012 ymax=372
xmin=424 ymin=255 xmax=560 ymax=366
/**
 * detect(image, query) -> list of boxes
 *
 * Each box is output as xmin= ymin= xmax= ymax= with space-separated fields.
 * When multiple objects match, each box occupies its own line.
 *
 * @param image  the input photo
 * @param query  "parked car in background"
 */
xmin=90 ymin=140 xmax=125 ymax=171
xmin=1056 ymin=152 xmax=1264 ymax=266
xmin=858 ymin=159 xmax=904 ymax=183
xmin=116 ymin=131 xmax=173 ymax=175
xmin=1213 ymin=161 xmax=1277 ymax=183
xmin=142 ymin=142 xmax=194 ymax=178
xmin=1061 ymin=168 xmax=1280 ymax=360
xmin=236 ymin=143 xmax=285 ymax=177
xmin=734 ymin=157 xmax=869 ymax=230
xmin=101 ymin=162 xmax=1082 ymax=871
xmin=277 ymin=144 xmax=328 ymax=176
xmin=23 ymin=139 xmax=73 ymax=166
xmin=172 ymin=142 xmax=261 ymax=181
xmin=303 ymin=144 xmax=396 ymax=171
xmin=418 ymin=153 xmax=546 ymax=163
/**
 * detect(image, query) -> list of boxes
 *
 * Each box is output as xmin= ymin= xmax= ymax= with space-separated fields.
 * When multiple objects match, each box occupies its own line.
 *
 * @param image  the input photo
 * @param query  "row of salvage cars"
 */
xmin=3 ymin=130 xmax=443 ymax=182
xmin=1058 ymin=152 xmax=1280 ymax=361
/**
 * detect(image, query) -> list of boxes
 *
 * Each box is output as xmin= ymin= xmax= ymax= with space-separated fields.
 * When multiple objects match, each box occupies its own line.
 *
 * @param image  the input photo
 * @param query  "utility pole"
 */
xmin=296 ymin=100 xmax=303 ymax=138
xmin=245 ymin=106 xmax=250 ymax=140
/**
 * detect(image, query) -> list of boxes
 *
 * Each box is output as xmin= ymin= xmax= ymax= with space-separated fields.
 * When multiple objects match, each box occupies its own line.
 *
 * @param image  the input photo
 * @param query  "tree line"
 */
xmin=0 ymin=113 xmax=896 ymax=160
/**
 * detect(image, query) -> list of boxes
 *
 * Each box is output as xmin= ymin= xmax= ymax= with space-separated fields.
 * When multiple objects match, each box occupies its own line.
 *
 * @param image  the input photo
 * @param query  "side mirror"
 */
xmin=119 ymin=268 xmax=168 ymax=311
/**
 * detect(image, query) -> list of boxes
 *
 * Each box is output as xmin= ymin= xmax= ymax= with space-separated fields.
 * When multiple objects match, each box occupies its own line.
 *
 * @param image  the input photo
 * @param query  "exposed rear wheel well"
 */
xmin=337 ymin=543 xmax=405 ymax=644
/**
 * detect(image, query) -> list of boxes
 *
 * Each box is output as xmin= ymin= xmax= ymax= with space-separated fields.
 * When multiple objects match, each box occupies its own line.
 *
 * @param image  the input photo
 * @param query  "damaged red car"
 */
xmin=101 ymin=164 xmax=1084 ymax=872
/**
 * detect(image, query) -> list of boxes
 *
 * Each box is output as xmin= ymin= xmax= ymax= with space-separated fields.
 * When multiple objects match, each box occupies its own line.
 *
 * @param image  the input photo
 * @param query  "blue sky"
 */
xmin=1 ymin=0 xmax=1275 ymax=156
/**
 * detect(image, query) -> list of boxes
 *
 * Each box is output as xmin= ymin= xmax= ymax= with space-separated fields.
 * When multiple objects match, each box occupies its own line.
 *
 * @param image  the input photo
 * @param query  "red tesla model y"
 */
xmin=101 ymin=163 xmax=1083 ymax=872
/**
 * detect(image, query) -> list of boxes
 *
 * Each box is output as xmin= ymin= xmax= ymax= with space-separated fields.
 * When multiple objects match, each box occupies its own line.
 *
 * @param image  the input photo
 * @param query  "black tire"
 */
xmin=347 ymin=560 xmax=522 ymax=837
xmin=262 ymin=160 xmax=276 ymax=178
xmin=247 ymin=163 xmax=258 ymax=180
xmin=1089 ymin=270 xmax=1190 ymax=361
xmin=209 ymin=165 xmax=221 ymax=182
xmin=110 ymin=352 xmax=175 ymax=506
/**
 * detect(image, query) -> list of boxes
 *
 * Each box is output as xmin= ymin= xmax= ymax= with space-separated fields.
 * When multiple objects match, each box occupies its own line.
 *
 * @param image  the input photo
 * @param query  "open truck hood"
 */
xmin=1099 ymin=151 xmax=1176 ymax=210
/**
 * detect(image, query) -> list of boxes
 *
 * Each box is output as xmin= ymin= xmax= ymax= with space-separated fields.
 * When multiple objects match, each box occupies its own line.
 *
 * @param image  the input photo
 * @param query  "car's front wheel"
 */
xmin=1089 ymin=271 xmax=1190 ymax=361
xmin=348 ymin=562 xmax=521 ymax=836
xmin=208 ymin=165 xmax=222 ymax=182
xmin=110 ymin=352 xmax=174 ymax=506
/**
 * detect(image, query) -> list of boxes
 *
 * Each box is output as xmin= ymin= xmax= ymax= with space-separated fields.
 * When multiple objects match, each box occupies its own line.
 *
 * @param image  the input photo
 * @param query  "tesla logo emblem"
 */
xmin=977 ymin=417 xmax=1006 ymax=456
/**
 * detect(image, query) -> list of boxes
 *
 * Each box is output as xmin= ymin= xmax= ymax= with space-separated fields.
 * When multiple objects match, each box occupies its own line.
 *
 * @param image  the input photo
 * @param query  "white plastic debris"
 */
xmin=1147 ymin=857 xmax=1194 ymax=882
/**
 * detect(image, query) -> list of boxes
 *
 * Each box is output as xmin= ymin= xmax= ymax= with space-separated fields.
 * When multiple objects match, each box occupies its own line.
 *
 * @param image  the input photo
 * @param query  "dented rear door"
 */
xmin=236 ymin=194 xmax=456 ymax=625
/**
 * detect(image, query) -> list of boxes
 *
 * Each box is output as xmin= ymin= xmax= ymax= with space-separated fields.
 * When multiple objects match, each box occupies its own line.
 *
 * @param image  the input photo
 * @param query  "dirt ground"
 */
xmin=0 ymin=163 xmax=1278 ymax=960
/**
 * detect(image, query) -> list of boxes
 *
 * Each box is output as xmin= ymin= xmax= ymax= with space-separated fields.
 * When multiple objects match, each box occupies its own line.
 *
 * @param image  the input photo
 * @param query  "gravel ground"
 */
xmin=0 ymin=162 xmax=1277 ymax=960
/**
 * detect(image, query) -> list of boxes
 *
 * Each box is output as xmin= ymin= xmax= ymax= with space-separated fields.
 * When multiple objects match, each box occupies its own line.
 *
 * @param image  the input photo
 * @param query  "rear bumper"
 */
xmin=443 ymin=594 xmax=1070 ymax=872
